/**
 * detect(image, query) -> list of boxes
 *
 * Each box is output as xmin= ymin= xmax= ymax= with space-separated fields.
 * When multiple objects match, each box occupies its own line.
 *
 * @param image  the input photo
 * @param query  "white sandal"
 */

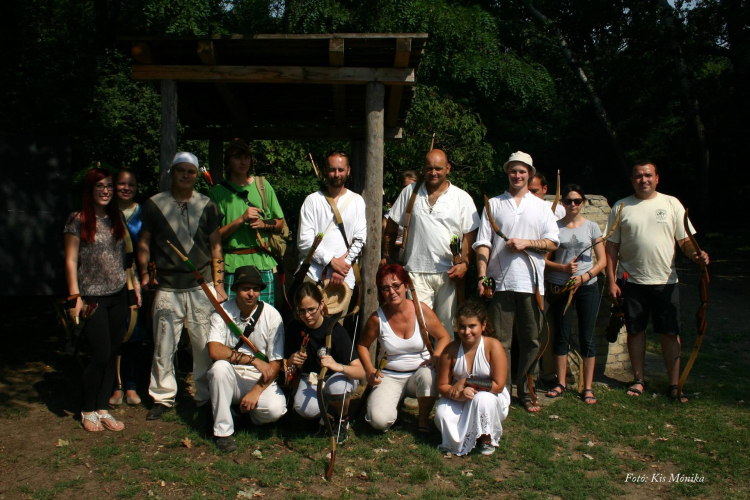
xmin=97 ymin=412 xmax=125 ymax=432
xmin=81 ymin=412 xmax=102 ymax=432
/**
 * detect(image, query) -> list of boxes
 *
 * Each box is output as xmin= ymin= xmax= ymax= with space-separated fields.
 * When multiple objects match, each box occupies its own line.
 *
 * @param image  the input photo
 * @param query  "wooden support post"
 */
xmin=209 ymin=139 xmax=224 ymax=185
xmin=361 ymin=82 xmax=385 ymax=346
xmin=159 ymin=80 xmax=178 ymax=192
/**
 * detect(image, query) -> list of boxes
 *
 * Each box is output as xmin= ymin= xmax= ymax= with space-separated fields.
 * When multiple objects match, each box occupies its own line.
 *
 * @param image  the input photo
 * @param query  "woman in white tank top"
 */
xmin=357 ymin=264 xmax=451 ymax=433
xmin=435 ymin=301 xmax=510 ymax=456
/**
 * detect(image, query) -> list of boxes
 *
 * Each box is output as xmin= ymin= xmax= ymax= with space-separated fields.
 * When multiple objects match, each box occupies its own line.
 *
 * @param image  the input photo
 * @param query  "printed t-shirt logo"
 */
xmin=655 ymin=209 xmax=667 ymax=221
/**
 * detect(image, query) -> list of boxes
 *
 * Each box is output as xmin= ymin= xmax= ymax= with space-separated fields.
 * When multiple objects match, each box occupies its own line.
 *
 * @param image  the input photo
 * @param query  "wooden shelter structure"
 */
xmin=121 ymin=33 xmax=427 ymax=330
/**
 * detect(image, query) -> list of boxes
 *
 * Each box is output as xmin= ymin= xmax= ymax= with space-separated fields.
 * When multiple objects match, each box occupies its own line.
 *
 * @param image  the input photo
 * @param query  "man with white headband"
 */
xmin=137 ymin=152 xmax=226 ymax=420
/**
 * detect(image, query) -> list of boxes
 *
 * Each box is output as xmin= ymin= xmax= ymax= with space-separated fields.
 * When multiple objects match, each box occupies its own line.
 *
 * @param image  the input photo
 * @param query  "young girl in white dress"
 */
xmin=434 ymin=301 xmax=511 ymax=455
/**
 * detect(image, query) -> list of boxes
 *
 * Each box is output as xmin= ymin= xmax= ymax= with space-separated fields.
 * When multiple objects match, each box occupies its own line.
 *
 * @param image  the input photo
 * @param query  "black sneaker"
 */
xmin=146 ymin=403 xmax=171 ymax=421
xmin=215 ymin=436 xmax=238 ymax=453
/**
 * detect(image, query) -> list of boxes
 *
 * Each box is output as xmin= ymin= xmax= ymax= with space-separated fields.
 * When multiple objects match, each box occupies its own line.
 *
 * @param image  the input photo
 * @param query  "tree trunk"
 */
xmin=524 ymin=1 xmax=629 ymax=181
xmin=159 ymin=80 xmax=178 ymax=193
xmin=656 ymin=0 xmax=710 ymax=228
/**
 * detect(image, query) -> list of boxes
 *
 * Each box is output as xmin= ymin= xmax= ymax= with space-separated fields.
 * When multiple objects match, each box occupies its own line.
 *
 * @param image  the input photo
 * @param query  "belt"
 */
xmin=227 ymin=248 xmax=262 ymax=255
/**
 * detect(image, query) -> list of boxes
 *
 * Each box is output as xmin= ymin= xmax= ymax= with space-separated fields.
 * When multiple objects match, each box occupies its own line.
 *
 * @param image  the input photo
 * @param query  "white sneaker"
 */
xmin=479 ymin=443 xmax=495 ymax=456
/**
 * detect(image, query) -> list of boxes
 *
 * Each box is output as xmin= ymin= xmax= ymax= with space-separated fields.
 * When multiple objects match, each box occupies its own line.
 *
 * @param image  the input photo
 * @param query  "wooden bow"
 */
xmin=482 ymin=195 xmax=547 ymax=405
xmin=677 ymin=209 xmax=709 ymax=395
xmin=407 ymin=277 xmax=435 ymax=356
xmin=317 ymin=318 xmax=338 ymax=480
xmin=551 ymin=169 xmax=561 ymax=214
xmin=562 ymin=202 xmax=624 ymax=315
xmin=166 ymin=240 xmax=267 ymax=361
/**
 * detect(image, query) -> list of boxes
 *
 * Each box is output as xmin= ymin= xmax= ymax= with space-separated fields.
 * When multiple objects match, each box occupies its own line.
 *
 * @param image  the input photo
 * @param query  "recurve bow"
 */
xmin=317 ymin=318 xmax=338 ymax=480
xmin=551 ymin=170 xmax=561 ymax=214
xmin=677 ymin=209 xmax=709 ymax=395
xmin=166 ymin=240 xmax=268 ymax=361
xmin=562 ymin=202 xmax=624 ymax=315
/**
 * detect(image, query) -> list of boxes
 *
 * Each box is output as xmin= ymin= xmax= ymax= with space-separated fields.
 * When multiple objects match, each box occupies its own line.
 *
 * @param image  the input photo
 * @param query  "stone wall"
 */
xmin=543 ymin=195 xmax=631 ymax=380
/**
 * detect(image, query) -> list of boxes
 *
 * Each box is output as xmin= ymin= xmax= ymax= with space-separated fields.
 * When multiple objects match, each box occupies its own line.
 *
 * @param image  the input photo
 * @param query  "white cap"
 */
xmin=169 ymin=152 xmax=199 ymax=173
xmin=502 ymin=151 xmax=536 ymax=177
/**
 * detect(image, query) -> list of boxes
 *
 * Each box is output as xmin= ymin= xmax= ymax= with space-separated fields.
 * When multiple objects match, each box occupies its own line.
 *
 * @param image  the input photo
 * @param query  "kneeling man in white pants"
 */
xmin=207 ymin=265 xmax=286 ymax=452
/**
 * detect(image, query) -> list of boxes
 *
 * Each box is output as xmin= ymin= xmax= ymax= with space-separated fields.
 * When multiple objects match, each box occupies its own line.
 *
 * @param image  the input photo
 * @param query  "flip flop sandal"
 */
xmin=81 ymin=412 xmax=102 ymax=432
xmin=98 ymin=412 xmax=125 ymax=432
xmin=626 ymin=379 xmax=645 ymax=397
xmin=522 ymin=397 xmax=541 ymax=413
xmin=581 ymin=389 xmax=597 ymax=405
xmin=546 ymin=383 xmax=566 ymax=398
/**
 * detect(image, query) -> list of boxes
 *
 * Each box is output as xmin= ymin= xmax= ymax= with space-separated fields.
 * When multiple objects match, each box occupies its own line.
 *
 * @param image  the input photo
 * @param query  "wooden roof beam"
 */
xmin=184 ymin=126 xmax=404 ymax=141
xmin=196 ymin=40 xmax=249 ymax=126
xmin=132 ymin=65 xmax=416 ymax=85
xmin=386 ymin=38 xmax=412 ymax=128
xmin=329 ymin=38 xmax=347 ymax=128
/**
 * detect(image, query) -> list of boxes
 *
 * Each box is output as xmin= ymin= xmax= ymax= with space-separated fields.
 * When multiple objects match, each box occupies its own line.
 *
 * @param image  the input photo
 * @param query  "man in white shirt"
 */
xmin=297 ymin=151 xmax=366 ymax=315
xmin=529 ymin=172 xmax=565 ymax=220
xmin=605 ymin=161 xmax=709 ymax=403
xmin=207 ymin=266 xmax=286 ymax=452
xmin=384 ymin=149 xmax=480 ymax=337
xmin=474 ymin=151 xmax=559 ymax=413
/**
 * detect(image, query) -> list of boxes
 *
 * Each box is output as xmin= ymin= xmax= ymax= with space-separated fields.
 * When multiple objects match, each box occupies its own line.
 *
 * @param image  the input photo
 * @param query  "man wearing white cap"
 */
xmin=473 ymin=151 xmax=559 ymax=413
xmin=137 ymin=152 xmax=226 ymax=420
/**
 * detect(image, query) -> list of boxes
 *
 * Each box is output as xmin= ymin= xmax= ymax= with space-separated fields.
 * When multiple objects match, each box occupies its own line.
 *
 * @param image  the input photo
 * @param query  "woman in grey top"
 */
xmin=544 ymin=185 xmax=606 ymax=404
xmin=64 ymin=168 xmax=135 ymax=432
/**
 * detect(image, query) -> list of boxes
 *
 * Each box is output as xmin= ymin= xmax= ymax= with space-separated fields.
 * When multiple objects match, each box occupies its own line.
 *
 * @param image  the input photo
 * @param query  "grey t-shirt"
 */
xmin=547 ymin=219 xmax=602 ymax=286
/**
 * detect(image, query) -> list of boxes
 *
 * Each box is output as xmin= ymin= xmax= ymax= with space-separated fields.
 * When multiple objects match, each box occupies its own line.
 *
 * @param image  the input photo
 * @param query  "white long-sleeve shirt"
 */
xmin=473 ymin=192 xmax=559 ymax=294
xmin=297 ymin=189 xmax=367 ymax=289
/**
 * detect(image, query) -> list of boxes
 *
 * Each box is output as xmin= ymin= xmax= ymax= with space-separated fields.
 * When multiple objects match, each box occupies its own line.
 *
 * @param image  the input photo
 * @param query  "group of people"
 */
xmin=63 ymin=142 xmax=709 ymax=457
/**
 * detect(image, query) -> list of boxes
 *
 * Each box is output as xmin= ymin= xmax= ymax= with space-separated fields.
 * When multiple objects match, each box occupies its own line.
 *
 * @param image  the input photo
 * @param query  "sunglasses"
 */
xmin=563 ymin=198 xmax=584 ymax=206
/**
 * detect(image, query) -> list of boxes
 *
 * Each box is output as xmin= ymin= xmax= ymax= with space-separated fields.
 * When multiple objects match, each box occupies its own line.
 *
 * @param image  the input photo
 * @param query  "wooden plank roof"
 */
xmin=119 ymin=34 xmax=428 ymax=141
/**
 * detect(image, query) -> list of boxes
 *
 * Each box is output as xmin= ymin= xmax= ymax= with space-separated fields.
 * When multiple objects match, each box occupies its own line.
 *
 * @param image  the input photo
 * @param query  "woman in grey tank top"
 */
xmin=544 ymin=185 xmax=607 ymax=404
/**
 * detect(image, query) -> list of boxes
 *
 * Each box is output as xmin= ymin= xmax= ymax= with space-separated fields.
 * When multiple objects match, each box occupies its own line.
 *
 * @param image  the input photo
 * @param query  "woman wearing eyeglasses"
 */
xmin=357 ymin=264 xmax=451 ymax=433
xmin=285 ymin=282 xmax=364 ymax=438
xmin=544 ymin=184 xmax=607 ymax=404
xmin=64 ymin=168 xmax=137 ymax=432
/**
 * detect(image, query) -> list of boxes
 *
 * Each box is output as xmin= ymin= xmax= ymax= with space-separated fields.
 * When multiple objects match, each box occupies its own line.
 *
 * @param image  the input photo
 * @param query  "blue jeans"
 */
xmin=550 ymin=282 xmax=598 ymax=358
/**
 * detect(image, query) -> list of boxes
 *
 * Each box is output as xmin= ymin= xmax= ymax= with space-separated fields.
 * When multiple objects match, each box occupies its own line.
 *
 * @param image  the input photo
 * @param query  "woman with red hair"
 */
xmin=64 ymin=168 xmax=134 ymax=432
xmin=357 ymin=264 xmax=451 ymax=433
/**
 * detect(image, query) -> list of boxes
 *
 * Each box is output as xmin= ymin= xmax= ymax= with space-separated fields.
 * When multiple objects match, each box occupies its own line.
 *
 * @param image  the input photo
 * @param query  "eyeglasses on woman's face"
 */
xmin=94 ymin=183 xmax=114 ymax=192
xmin=379 ymin=282 xmax=403 ymax=294
xmin=296 ymin=303 xmax=321 ymax=317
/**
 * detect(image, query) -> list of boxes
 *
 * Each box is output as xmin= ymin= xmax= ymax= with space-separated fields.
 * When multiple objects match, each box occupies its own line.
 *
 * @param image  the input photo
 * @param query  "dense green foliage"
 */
xmin=2 ymin=0 xmax=745 ymax=229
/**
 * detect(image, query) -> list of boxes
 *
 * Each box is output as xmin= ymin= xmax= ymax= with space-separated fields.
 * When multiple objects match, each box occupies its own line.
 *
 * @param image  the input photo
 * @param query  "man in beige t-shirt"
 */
xmin=605 ymin=161 xmax=709 ymax=403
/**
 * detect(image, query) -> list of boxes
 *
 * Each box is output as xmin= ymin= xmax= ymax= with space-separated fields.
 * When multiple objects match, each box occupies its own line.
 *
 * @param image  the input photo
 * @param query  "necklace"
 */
xmin=426 ymin=187 xmax=448 ymax=214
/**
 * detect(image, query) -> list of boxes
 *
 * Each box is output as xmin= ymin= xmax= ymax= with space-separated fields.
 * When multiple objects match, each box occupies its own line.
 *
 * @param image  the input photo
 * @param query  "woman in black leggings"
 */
xmin=64 ymin=167 xmax=136 ymax=432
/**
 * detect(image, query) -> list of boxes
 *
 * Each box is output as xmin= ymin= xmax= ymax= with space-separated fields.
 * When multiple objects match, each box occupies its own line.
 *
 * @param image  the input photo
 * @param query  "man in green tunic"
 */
xmin=208 ymin=140 xmax=285 ymax=306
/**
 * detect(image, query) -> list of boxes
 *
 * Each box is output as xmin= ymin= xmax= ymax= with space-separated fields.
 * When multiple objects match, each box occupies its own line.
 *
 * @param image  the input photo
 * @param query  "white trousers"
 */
xmin=409 ymin=272 xmax=457 ymax=339
xmin=434 ymin=387 xmax=510 ymax=456
xmin=294 ymin=373 xmax=358 ymax=419
xmin=208 ymin=361 xmax=287 ymax=437
xmin=149 ymin=286 xmax=214 ymax=406
xmin=366 ymin=367 xmax=437 ymax=431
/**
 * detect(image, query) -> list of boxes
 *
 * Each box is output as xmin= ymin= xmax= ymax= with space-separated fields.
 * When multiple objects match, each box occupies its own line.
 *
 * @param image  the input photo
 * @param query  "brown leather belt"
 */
xmin=226 ymin=248 xmax=262 ymax=255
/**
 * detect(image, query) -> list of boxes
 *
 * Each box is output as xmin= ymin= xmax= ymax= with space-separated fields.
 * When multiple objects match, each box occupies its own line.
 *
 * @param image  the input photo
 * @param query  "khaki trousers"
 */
xmin=408 ymin=272 xmax=457 ymax=339
xmin=366 ymin=367 xmax=437 ymax=431
xmin=149 ymin=286 xmax=214 ymax=406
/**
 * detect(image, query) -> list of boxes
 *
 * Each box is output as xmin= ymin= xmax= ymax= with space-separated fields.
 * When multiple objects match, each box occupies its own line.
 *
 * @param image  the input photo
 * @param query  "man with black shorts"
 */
xmin=605 ymin=161 xmax=709 ymax=403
